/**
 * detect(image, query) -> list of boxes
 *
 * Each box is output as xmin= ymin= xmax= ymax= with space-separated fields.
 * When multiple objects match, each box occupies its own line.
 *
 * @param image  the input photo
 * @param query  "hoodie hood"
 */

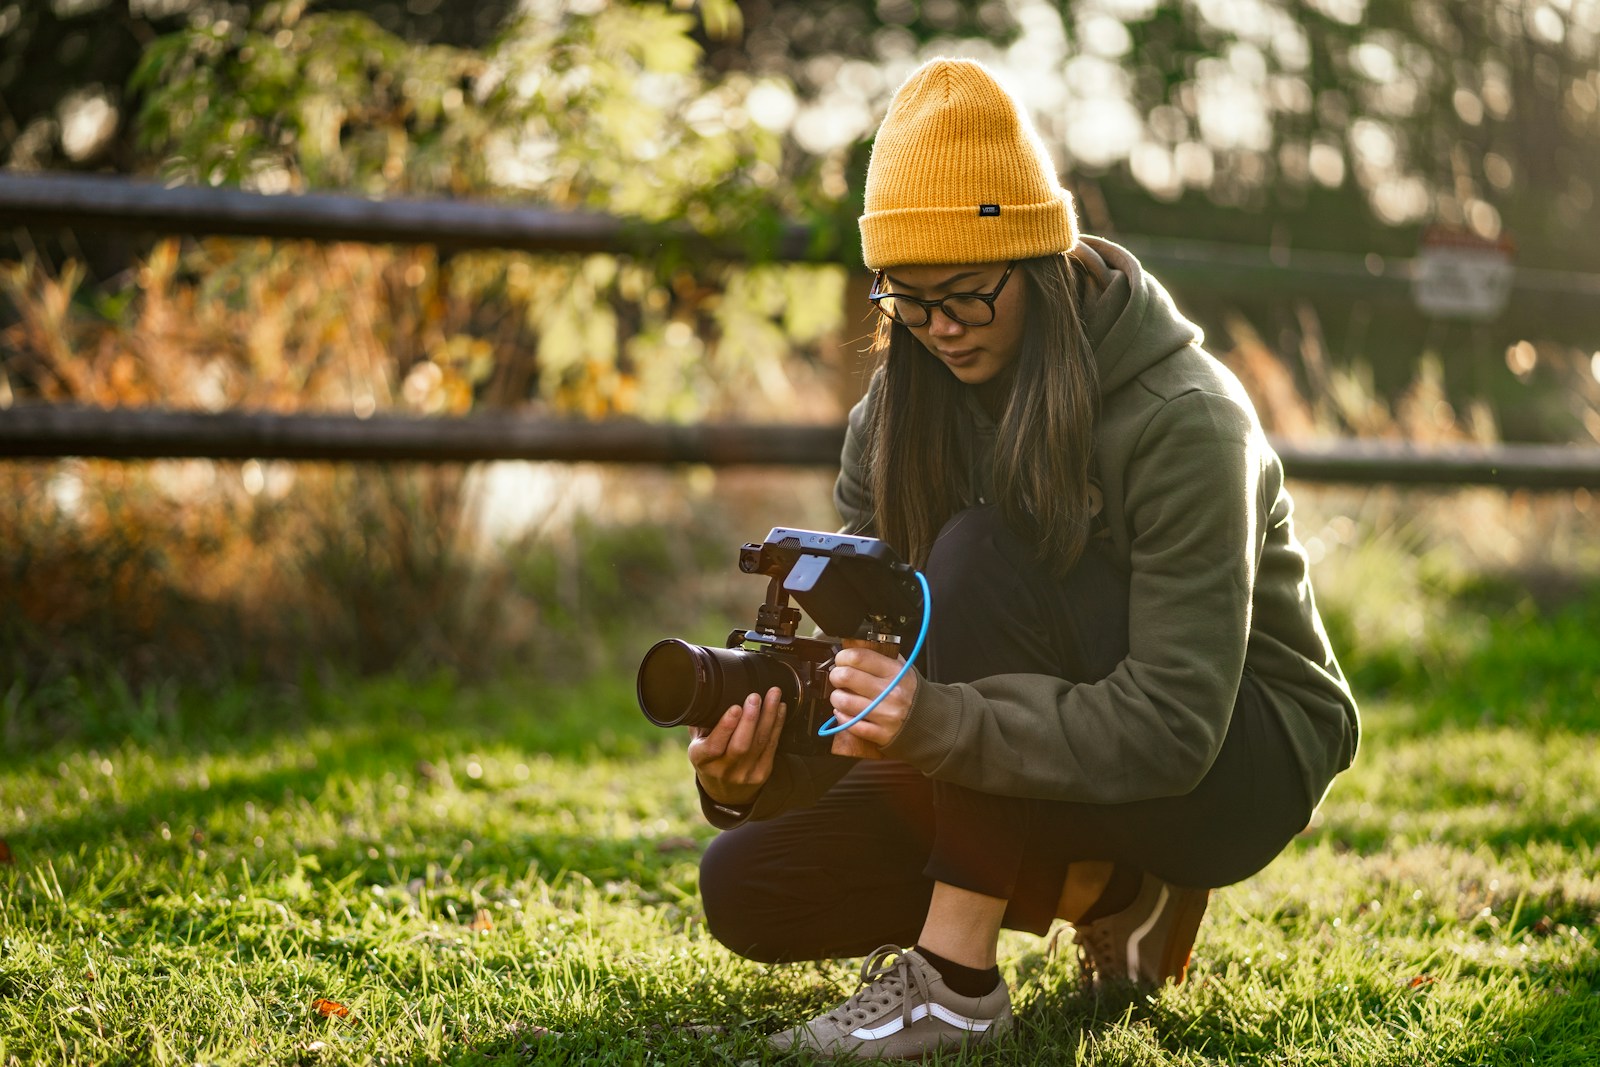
xmin=1075 ymin=236 xmax=1205 ymax=395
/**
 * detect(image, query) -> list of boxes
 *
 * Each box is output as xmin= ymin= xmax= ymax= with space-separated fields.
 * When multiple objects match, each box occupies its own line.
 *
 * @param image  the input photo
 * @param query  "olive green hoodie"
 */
xmin=704 ymin=237 xmax=1358 ymax=826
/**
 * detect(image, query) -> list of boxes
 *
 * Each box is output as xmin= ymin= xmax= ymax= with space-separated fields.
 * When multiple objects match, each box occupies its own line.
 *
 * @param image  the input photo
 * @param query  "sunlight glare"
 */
xmin=468 ymin=463 xmax=606 ymax=546
xmin=1309 ymin=142 xmax=1345 ymax=187
xmin=1130 ymin=142 xmax=1182 ymax=200
xmin=1351 ymin=40 xmax=1398 ymax=83
xmin=1371 ymin=176 xmax=1430 ymax=225
xmin=1349 ymin=118 xmax=1397 ymax=171
xmin=59 ymin=90 xmax=118 ymax=162
xmin=1272 ymin=24 xmax=1311 ymax=71
xmin=1078 ymin=12 xmax=1133 ymax=57
xmin=791 ymin=95 xmax=873 ymax=154
xmin=745 ymin=82 xmax=797 ymax=132
xmin=1453 ymin=88 xmax=1485 ymax=126
xmin=1192 ymin=0 xmax=1279 ymax=44
xmin=1175 ymin=141 xmax=1216 ymax=186
xmin=1065 ymin=97 xmax=1142 ymax=168
xmin=1529 ymin=4 xmax=1567 ymax=44
xmin=1306 ymin=0 xmax=1366 ymax=26
xmin=1089 ymin=0 xmax=1160 ymax=19
xmin=1466 ymin=199 xmax=1502 ymax=240
xmin=1196 ymin=61 xmax=1272 ymax=152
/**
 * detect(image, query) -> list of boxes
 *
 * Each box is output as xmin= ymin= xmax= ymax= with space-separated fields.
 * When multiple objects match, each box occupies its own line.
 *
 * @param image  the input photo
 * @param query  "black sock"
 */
xmin=1077 ymin=864 xmax=1142 ymax=923
xmin=913 ymin=946 xmax=1001 ymax=998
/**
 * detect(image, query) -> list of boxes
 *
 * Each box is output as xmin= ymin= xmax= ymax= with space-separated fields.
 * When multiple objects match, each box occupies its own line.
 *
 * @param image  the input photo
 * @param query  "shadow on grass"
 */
xmin=4 ymin=666 xmax=709 ymax=901
xmin=1311 ymin=807 xmax=1600 ymax=857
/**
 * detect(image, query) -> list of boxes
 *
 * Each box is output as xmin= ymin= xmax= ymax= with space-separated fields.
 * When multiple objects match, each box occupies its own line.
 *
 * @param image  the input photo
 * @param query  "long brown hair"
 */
xmin=865 ymin=252 xmax=1100 ymax=576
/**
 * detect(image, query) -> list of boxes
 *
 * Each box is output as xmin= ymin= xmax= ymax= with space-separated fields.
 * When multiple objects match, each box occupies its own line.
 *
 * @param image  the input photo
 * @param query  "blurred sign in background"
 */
xmin=1411 ymin=227 xmax=1517 ymax=322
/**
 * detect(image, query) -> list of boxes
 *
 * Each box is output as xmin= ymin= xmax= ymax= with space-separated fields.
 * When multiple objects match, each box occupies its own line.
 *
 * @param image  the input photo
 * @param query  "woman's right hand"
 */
xmin=687 ymin=687 xmax=787 ymax=808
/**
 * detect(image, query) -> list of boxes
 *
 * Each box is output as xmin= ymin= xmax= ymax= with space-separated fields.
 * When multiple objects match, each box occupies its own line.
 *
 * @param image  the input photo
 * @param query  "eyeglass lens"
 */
xmin=876 ymin=292 xmax=995 ymax=327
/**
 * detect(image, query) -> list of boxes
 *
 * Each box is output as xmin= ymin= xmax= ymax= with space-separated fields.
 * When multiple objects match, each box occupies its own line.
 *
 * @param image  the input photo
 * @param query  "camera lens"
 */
xmin=637 ymin=639 xmax=800 ymax=730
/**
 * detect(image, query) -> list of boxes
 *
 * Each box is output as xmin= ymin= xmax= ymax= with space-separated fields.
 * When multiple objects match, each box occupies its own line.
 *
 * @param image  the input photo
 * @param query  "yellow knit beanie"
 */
xmin=859 ymin=58 xmax=1079 ymax=269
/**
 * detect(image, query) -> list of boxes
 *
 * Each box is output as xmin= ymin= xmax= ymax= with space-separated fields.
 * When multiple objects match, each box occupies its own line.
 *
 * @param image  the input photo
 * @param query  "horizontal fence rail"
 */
xmin=0 ymin=171 xmax=822 ymax=260
xmin=0 ymin=405 xmax=847 ymax=467
xmin=3 ymin=405 xmax=1598 ymax=488
xmin=7 ymin=171 xmax=1600 ymax=301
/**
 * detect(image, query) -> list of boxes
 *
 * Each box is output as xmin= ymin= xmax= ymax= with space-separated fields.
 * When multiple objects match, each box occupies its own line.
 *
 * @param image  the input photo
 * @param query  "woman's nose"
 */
xmin=927 ymin=307 xmax=963 ymax=336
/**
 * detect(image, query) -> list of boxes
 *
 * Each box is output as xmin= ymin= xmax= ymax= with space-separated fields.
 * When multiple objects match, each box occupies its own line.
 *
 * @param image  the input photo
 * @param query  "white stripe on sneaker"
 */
xmin=848 ymin=1003 xmax=995 ymax=1040
xmin=1125 ymin=884 xmax=1169 ymax=978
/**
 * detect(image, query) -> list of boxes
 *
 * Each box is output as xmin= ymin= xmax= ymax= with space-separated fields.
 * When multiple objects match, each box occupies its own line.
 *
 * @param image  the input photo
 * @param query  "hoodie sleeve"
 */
xmin=882 ymin=387 xmax=1263 ymax=804
xmin=696 ymin=751 xmax=856 ymax=828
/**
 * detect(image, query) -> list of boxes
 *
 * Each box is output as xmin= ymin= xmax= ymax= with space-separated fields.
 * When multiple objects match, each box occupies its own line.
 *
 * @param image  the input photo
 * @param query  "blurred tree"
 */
xmin=0 ymin=1 xmax=509 ymax=174
xmin=8 ymin=1 xmax=1596 ymax=268
xmin=687 ymin=0 xmax=1600 ymax=435
xmin=691 ymin=1 xmax=1597 ymax=268
xmin=2 ymin=0 xmax=850 ymax=424
xmin=4 ymin=0 xmax=1598 ymax=435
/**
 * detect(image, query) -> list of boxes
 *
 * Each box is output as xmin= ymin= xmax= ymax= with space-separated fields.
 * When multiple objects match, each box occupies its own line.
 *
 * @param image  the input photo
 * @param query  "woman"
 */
xmin=686 ymin=57 xmax=1359 ymax=1060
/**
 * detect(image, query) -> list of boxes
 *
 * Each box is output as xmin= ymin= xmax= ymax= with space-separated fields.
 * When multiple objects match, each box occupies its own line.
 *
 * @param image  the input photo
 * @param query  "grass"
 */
xmin=3 ymin=600 xmax=1599 ymax=1066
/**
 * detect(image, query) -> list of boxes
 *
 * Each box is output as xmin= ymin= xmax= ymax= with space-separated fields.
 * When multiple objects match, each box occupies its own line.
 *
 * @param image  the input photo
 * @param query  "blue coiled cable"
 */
xmin=816 ymin=570 xmax=932 ymax=738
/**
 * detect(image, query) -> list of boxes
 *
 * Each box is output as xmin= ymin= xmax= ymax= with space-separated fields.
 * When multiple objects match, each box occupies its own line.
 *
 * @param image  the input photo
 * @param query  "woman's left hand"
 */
xmin=826 ymin=644 xmax=919 ymax=759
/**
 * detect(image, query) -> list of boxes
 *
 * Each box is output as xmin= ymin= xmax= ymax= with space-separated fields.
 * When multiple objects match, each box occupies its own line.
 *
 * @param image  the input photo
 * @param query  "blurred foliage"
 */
xmin=699 ymin=1 xmax=1600 ymax=267
xmin=6 ymin=0 xmax=1598 ymax=418
xmin=3 ymin=0 xmax=1599 ymax=700
xmin=0 ymin=238 xmax=848 ymax=422
xmin=689 ymin=0 xmax=1600 ymax=427
xmin=1307 ymin=485 xmax=1600 ymax=738
xmin=0 ymin=222 xmax=843 ymax=693
xmin=128 ymin=2 xmax=784 ymax=222
xmin=3 ymin=1 xmax=856 ymax=421
xmin=9 ymin=1 xmax=1599 ymax=263
xmin=0 ymin=448 xmax=838 ymax=718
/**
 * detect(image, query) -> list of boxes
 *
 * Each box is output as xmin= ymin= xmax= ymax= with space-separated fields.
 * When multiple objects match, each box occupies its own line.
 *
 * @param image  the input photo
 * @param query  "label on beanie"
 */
xmin=978 ymin=204 xmax=1001 ymax=216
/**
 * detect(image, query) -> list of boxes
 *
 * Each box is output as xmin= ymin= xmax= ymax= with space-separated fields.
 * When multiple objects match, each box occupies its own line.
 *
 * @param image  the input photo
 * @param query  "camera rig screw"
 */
xmin=755 ymin=584 xmax=803 ymax=639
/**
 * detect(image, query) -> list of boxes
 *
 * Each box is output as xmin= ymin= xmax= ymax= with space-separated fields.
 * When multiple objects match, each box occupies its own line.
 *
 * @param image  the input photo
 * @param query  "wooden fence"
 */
xmin=3 ymin=171 xmax=1598 ymax=487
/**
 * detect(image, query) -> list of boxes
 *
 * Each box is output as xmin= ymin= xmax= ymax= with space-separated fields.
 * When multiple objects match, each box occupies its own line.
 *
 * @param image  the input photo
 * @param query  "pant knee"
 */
xmin=698 ymin=831 xmax=790 ymax=963
xmin=919 ymin=505 xmax=1128 ymax=683
xmin=924 ymin=507 xmax=1013 ymax=586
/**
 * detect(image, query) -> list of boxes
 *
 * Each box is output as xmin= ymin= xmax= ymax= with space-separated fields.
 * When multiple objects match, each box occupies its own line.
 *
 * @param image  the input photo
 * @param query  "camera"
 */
xmin=636 ymin=528 xmax=923 ymax=756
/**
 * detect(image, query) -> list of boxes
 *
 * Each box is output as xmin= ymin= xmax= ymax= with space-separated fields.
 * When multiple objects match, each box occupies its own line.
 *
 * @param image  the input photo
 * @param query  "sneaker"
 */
xmin=767 ymin=945 xmax=1012 ymax=1060
xmin=1073 ymin=872 xmax=1209 ymax=988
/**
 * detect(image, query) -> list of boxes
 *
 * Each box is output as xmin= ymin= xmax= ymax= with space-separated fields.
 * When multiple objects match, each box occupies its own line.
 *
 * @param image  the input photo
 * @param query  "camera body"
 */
xmin=636 ymin=528 xmax=922 ymax=756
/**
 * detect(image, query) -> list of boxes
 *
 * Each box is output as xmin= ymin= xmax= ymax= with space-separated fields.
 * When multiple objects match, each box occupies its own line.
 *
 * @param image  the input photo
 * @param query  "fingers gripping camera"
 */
xmin=636 ymin=529 xmax=925 ymax=757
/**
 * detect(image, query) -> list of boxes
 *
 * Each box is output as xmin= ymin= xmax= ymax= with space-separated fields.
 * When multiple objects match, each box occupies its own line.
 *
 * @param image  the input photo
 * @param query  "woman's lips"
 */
xmin=936 ymin=348 xmax=978 ymax=366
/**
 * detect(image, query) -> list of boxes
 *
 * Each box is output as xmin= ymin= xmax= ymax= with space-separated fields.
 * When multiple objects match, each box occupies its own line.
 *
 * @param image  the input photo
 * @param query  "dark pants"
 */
xmin=700 ymin=506 xmax=1311 ymax=963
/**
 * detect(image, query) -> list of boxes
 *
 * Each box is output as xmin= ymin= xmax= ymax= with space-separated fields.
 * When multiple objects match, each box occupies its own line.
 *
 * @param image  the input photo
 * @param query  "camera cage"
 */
xmin=729 ymin=527 xmax=923 ymax=653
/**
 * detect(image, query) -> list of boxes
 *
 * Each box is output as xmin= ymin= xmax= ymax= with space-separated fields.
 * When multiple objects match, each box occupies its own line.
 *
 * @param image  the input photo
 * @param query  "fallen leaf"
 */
xmin=509 ymin=1021 xmax=561 ymax=1051
xmin=0 ymin=839 xmax=12 ymax=864
xmin=1406 ymin=975 xmax=1436 ymax=989
xmin=469 ymin=909 xmax=493 ymax=932
xmin=312 ymin=999 xmax=351 ymax=1018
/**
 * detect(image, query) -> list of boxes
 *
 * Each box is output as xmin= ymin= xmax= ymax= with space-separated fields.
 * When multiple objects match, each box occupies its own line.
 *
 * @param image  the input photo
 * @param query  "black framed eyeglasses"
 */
xmin=868 ymin=262 xmax=1016 ymax=328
